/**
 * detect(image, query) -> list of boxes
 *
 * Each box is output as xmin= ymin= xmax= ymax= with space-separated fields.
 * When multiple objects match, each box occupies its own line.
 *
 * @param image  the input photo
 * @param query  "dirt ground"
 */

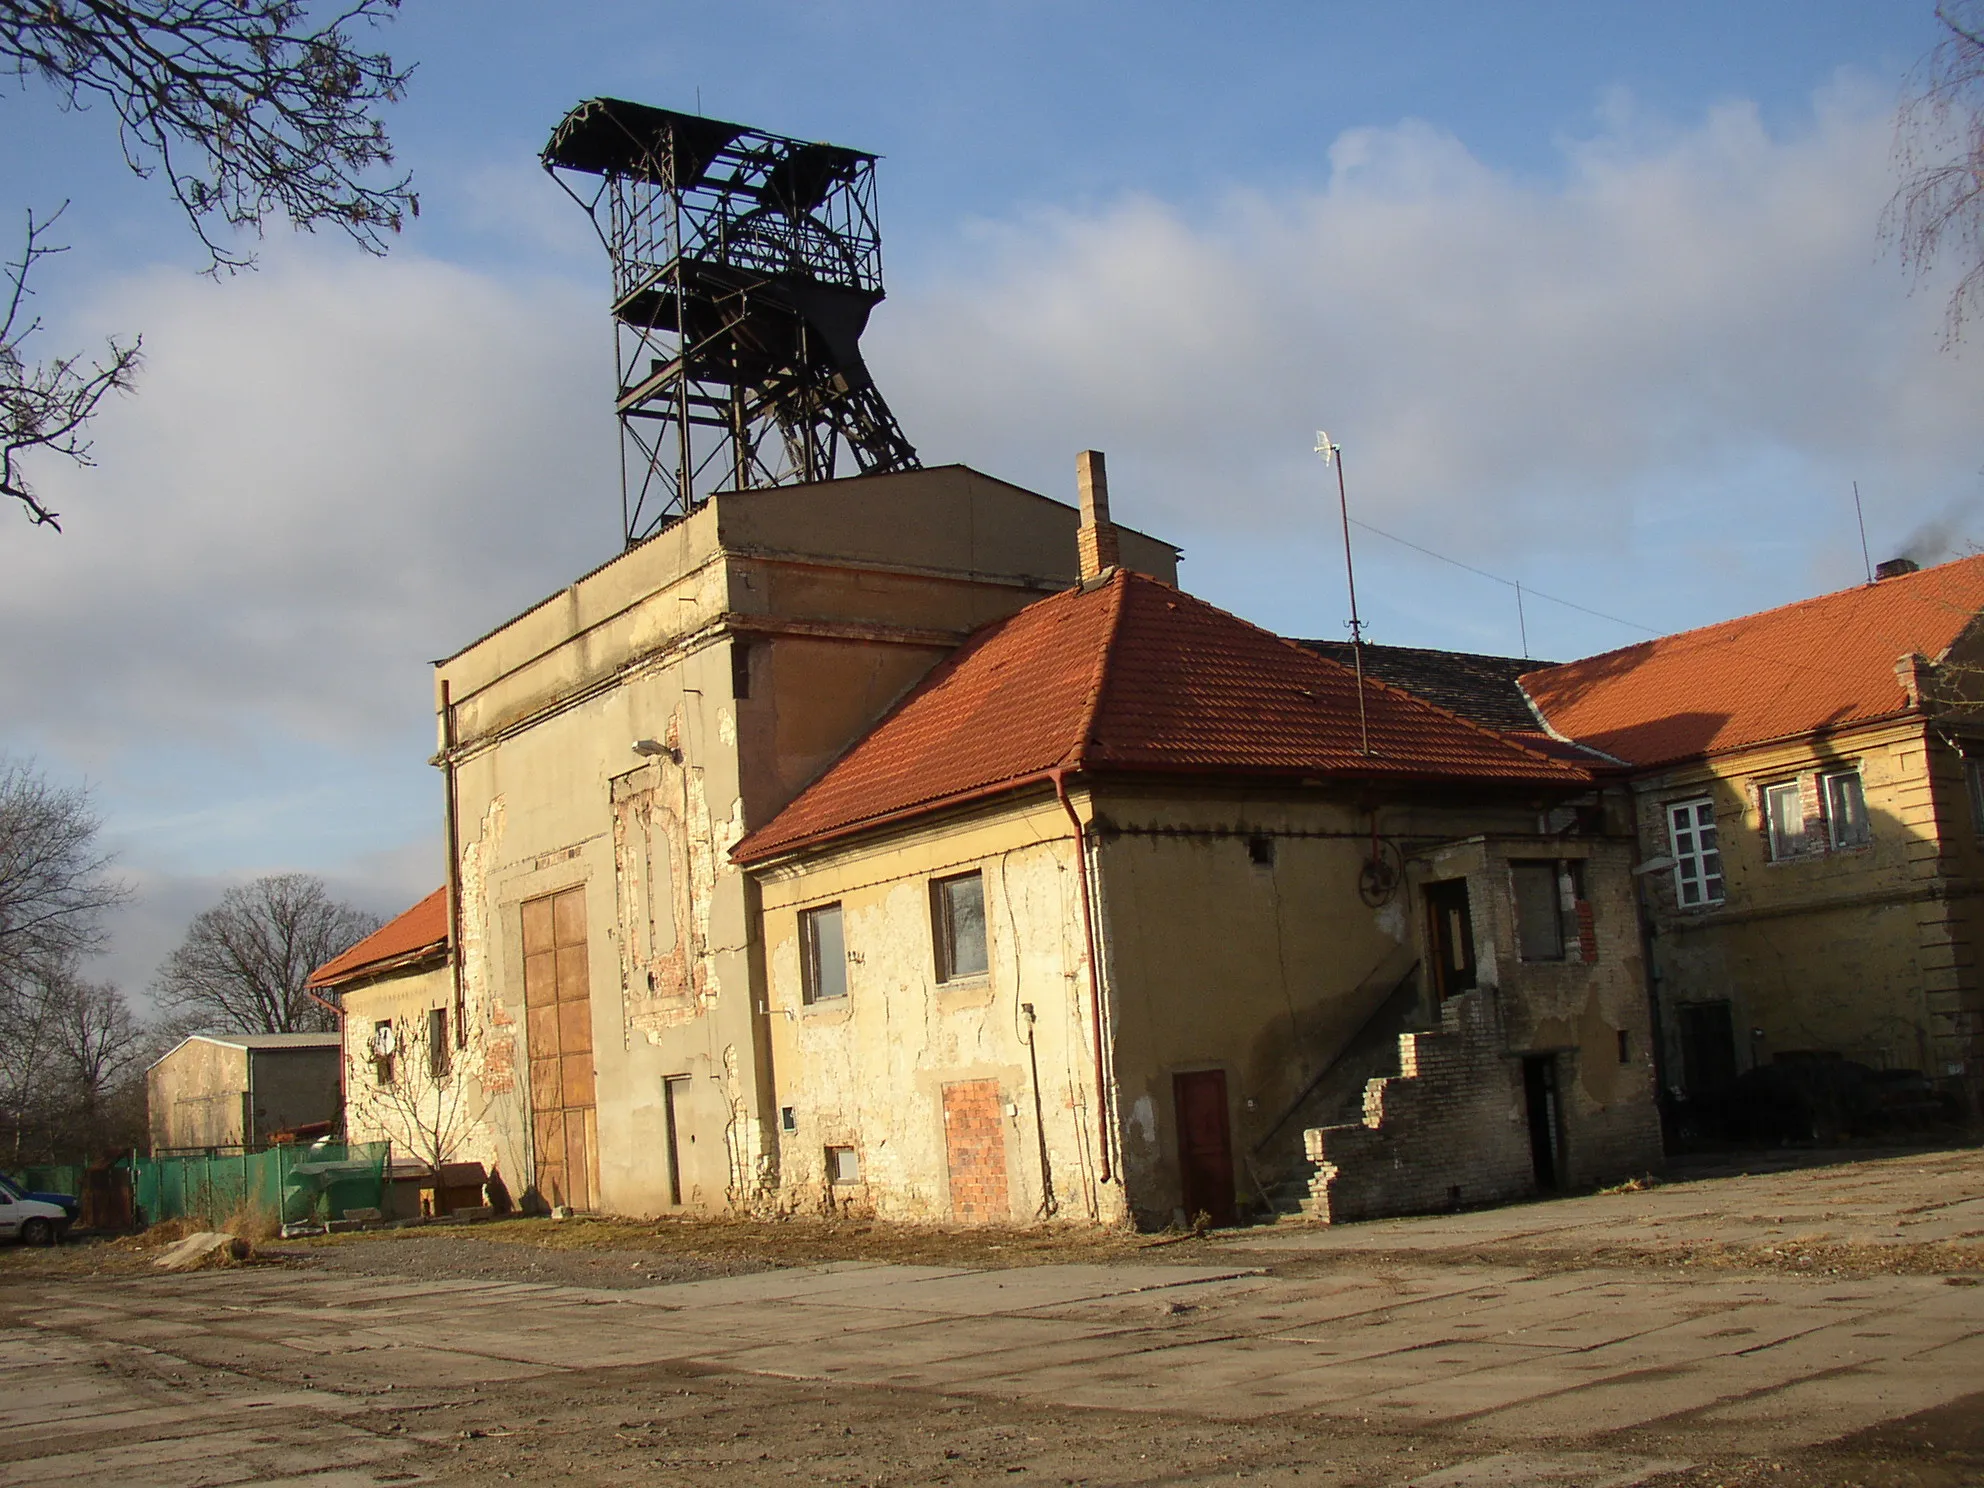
xmin=4 ymin=1145 xmax=1982 ymax=1487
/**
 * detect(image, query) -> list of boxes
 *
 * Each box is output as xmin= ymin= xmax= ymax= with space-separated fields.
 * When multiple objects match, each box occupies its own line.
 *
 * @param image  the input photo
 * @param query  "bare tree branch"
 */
xmin=152 ymin=873 xmax=379 ymax=1034
xmin=1889 ymin=0 xmax=1984 ymax=343
xmin=0 ymin=0 xmax=418 ymax=269
xmin=0 ymin=205 xmax=142 ymax=529
xmin=0 ymin=0 xmax=415 ymax=527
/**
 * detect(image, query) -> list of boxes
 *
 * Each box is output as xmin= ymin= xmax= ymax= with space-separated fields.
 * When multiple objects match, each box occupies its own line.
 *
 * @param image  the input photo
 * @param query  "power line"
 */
xmin=1347 ymin=517 xmax=1661 ymax=637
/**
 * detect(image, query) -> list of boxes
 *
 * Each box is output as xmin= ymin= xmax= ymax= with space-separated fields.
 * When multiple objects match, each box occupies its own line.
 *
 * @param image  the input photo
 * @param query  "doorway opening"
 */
xmin=1423 ymin=879 xmax=1477 ymax=1000
xmin=1172 ymin=1069 xmax=1237 ymax=1227
xmin=1522 ymin=1054 xmax=1564 ymax=1191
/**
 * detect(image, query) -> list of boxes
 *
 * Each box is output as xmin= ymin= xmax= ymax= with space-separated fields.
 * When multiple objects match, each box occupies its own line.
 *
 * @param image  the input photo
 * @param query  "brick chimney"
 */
xmin=1076 ymin=449 xmax=1120 ymax=581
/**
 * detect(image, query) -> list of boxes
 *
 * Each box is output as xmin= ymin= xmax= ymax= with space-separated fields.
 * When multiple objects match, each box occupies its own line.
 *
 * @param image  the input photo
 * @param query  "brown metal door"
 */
xmin=523 ymin=885 xmax=596 ymax=1210
xmin=1173 ymin=1069 xmax=1237 ymax=1228
xmin=941 ymin=1079 xmax=1010 ymax=1223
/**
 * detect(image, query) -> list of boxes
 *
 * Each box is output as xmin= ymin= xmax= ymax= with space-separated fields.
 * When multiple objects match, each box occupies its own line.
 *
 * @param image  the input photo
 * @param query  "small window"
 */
xmin=427 ymin=1007 xmax=451 ymax=1079
xmin=1511 ymin=861 xmax=1566 ymax=961
xmin=1247 ymin=834 xmax=1276 ymax=868
xmin=731 ymin=639 xmax=752 ymax=701
xmin=372 ymin=1020 xmax=396 ymax=1087
xmin=1617 ymin=1029 xmax=1631 ymax=1064
xmin=1968 ymin=755 xmax=1984 ymax=835
xmin=780 ymin=1106 xmax=797 ymax=1133
xmin=1823 ymin=769 xmax=1870 ymax=848
xmin=1764 ymin=779 xmax=1810 ymax=861
xmin=800 ymin=903 xmax=847 ymax=1004
xmin=932 ymin=872 xmax=988 ymax=982
xmin=826 ymin=1145 xmax=860 ymax=1184
xmin=1667 ymin=798 xmax=1723 ymax=906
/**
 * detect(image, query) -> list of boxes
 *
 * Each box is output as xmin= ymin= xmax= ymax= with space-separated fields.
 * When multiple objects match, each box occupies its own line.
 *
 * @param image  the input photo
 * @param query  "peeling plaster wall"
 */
xmin=754 ymin=796 xmax=1119 ymax=1225
xmin=751 ymin=783 xmax=1629 ymax=1232
xmin=434 ymin=469 xmax=1156 ymax=1216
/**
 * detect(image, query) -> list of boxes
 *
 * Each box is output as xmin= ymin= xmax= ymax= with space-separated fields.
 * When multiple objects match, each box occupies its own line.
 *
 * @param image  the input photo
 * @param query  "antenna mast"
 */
xmin=543 ymin=98 xmax=921 ymax=546
xmin=1316 ymin=432 xmax=1372 ymax=757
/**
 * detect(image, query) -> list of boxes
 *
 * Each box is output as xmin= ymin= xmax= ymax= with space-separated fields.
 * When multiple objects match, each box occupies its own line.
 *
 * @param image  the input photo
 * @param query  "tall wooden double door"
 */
xmin=523 ymin=886 xmax=597 ymax=1211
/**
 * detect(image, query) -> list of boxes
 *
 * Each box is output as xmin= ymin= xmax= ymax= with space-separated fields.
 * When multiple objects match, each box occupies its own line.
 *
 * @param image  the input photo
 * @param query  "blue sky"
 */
xmin=0 ymin=2 xmax=1973 ymax=997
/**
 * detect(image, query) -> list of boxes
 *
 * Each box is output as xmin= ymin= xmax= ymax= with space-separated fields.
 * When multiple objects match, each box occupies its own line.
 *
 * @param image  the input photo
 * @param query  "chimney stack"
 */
xmin=1875 ymin=557 xmax=1921 ymax=581
xmin=1076 ymin=449 xmax=1120 ymax=581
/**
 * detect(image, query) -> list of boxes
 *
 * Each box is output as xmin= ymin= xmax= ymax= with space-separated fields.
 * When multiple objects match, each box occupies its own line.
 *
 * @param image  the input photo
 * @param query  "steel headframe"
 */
xmin=543 ymin=98 xmax=922 ymax=547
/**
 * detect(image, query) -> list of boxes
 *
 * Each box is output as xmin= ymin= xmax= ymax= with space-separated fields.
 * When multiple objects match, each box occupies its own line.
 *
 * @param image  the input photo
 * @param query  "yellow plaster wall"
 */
xmin=338 ymin=962 xmax=509 ymax=1181
xmin=1634 ymin=718 xmax=1953 ymax=1080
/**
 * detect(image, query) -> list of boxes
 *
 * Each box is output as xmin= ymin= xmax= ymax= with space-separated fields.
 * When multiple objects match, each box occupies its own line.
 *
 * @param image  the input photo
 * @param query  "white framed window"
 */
xmin=1667 ymin=798 xmax=1723 ymax=907
xmin=826 ymin=1145 xmax=861 ymax=1184
xmin=1763 ymin=780 xmax=1811 ymax=861
xmin=800 ymin=903 xmax=847 ymax=1004
xmin=1822 ymin=769 xmax=1871 ymax=849
xmin=931 ymin=871 xmax=989 ymax=982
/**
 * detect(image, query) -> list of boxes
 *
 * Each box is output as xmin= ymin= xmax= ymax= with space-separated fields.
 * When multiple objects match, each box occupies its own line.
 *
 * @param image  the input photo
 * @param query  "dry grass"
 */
xmin=289 ymin=1210 xmax=1230 ymax=1271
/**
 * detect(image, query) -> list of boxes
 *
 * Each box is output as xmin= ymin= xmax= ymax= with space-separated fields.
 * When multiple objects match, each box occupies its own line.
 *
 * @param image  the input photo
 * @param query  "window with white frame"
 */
xmin=1667 ymin=798 xmax=1723 ymax=907
xmin=800 ymin=902 xmax=847 ymax=1004
xmin=1823 ymin=769 xmax=1871 ymax=849
xmin=1763 ymin=779 xmax=1812 ymax=861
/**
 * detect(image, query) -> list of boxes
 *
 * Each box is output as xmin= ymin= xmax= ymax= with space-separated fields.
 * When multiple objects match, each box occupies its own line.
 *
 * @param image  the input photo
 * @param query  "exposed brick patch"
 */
xmin=942 ymin=1080 xmax=1009 ymax=1223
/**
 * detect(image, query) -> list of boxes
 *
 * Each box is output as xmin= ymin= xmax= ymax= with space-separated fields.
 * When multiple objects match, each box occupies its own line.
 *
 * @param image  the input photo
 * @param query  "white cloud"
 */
xmin=1 ymin=246 xmax=619 ymax=757
xmin=871 ymin=80 xmax=1984 ymax=612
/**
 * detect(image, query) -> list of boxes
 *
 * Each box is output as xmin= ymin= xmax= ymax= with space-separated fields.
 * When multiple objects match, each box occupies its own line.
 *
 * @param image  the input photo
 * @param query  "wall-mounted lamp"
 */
xmin=632 ymin=738 xmax=682 ymax=763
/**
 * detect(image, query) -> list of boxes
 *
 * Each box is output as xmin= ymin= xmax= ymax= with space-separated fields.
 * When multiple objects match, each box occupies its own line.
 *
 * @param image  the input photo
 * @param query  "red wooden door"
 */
xmin=1172 ymin=1069 xmax=1236 ymax=1228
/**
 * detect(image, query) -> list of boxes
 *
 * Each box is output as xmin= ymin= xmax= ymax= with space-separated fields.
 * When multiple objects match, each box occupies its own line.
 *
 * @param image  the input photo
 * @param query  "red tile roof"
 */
xmin=1520 ymin=554 xmax=1984 ymax=768
xmin=734 ymin=570 xmax=1594 ymax=863
xmin=307 ymin=887 xmax=449 ymax=989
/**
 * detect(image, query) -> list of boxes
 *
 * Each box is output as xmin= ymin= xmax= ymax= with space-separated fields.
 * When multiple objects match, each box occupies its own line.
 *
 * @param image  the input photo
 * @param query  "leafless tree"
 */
xmin=347 ymin=1007 xmax=482 ymax=1178
xmin=0 ymin=960 xmax=153 ymax=1162
xmin=0 ymin=0 xmax=416 ymax=527
xmin=0 ymin=756 xmax=128 ymax=1001
xmin=152 ymin=872 xmax=379 ymax=1034
xmin=1891 ymin=1 xmax=1984 ymax=342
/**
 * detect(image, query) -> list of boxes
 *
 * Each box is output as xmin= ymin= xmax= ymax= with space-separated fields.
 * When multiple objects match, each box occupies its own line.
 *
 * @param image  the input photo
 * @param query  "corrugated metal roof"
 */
xmin=735 ymin=570 xmax=1593 ymax=863
xmin=1521 ymin=554 xmax=1984 ymax=767
xmin=307 ymin=887 xmax=449 ymax=989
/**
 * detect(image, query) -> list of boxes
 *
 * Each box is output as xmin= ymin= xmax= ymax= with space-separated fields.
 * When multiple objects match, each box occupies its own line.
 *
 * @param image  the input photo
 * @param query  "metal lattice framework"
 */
xmin=544 ymin=98 xmax=920 ymax=545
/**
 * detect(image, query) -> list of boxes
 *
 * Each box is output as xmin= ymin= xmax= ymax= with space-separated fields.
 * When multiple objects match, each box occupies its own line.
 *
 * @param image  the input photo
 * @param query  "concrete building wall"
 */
xmin=147 ymin=1040 xmax=250 ymax=1152
xmin=437 ymin=468 xmax=1176 ymax=1216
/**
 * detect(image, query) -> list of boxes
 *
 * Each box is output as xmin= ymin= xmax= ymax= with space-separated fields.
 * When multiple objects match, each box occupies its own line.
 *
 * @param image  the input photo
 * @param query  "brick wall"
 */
xmin=942 ymin=1079 xmax=1010 ymax=1222
xmin=1302 ymin=990 xmax=1535 ymax=1224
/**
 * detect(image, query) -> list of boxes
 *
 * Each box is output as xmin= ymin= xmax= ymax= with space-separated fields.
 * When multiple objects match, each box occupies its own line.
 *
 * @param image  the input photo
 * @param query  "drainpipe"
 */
xmin=441 ymin=680 xmax=466 ymax=1050
xmin=1051 ymin=768 xmax=1113 ymax=1184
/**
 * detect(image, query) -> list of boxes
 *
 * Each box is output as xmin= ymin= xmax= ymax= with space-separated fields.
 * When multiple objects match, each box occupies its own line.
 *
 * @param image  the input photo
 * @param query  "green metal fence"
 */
xmin=130 ymin=1142 xmax=390 ymax=1226
xmin=13 ymin=1164 xmax=86 ymax=1198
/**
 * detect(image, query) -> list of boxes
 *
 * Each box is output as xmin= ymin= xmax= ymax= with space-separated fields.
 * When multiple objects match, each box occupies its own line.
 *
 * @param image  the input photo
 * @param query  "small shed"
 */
xmin=145 ymin=1033 xmax=343 ymax=1153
